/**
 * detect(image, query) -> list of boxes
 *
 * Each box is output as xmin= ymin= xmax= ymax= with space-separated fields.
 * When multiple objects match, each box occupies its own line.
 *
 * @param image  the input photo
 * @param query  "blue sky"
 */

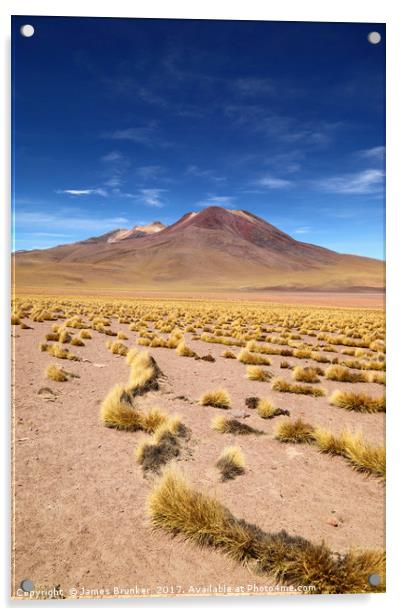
xmin=12 ymin=17 xmax=385 ymax=258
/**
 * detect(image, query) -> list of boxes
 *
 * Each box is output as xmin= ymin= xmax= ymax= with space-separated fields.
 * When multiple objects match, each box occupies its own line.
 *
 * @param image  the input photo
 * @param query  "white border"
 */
xmin=1 ymin=1 xmax=401 ymax=614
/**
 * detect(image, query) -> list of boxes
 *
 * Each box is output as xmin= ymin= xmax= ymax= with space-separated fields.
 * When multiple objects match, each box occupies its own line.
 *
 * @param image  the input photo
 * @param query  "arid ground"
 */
xmin=12 ymin=296 xmax=385 ymax=598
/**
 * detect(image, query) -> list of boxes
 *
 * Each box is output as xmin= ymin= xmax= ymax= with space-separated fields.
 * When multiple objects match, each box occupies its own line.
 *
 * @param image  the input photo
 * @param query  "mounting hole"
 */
xmin=368 ymin=573 xmax=381 ymax=586
xmin=368 ymin=31 xmax=381 ymax=45
xmin=20 ymin=24 xmax=35 ymax=38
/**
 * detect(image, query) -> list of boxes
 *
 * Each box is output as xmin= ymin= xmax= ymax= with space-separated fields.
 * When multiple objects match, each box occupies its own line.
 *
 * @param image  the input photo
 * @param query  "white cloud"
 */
xmin=258 ymin=175 xmax=292 ymax=189
xmin=196 ymin=195 xmax=235 ymax=207
xmin=59 ymin=188 xmax=108 ymax=197
xmin=16 ymin=210 xmax=129 ymax=233
xmin=293 ymin=226 xmax=311 ymax=234
xmin=316 ymin=169 xmax=384 ymax=194
xmin=358 ymin=146 xmax=385 ymax=161
xmin=136 ymin=166 xmax=164 ymax=181
xmin=137 ymin=188 xmax=167 ymax=208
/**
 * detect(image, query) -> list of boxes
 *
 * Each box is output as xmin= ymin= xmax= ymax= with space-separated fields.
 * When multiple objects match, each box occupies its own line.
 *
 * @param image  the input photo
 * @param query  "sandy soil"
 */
xmin=12 ymin=318 xmax=385 ymax=599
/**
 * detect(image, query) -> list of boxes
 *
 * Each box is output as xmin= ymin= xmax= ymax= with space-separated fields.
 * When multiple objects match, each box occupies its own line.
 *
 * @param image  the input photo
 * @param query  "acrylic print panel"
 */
xmin=11 ymin=16 xmax=385 ymax=599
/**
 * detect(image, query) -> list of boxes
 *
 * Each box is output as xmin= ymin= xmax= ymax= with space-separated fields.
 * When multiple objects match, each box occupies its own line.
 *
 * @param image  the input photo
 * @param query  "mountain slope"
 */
xmin=14 ymin=206 xmax=384 ymax=293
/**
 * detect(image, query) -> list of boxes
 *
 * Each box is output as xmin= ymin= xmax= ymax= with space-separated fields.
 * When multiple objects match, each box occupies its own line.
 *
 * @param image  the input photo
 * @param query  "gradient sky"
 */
xmin=12 ymin=17 xmax=385 ymax=258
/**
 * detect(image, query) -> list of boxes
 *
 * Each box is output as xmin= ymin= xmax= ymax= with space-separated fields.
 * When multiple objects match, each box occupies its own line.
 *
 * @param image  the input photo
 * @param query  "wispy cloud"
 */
xmin=196 ymin=194 xmax=235 ymax=207
xmin=104 ymin=123 xmax=171 ymax=148
xmin=185 ymin=165 xmax=226 ymax=182
xmin=137 ymin=188 xmax=167 ymax=208
xmin=293 ymin=226 xmax=311 ymax=234
xmin=233 ymin=77 xmax=275 ymax=96
xmin=315 ymin=169 xmax=384 ymax=194
xmin=358 ymin=146 xmax=385 ymax=161
xmin=15 ymin=210 xmax=129 ymax=233
xmin=136 ymin=166 xmax=165 ymax=181
xmin=257 ymin=175 xmax=292 ymax=189
xmin=58 ymin=188 xmax=108 ymax=197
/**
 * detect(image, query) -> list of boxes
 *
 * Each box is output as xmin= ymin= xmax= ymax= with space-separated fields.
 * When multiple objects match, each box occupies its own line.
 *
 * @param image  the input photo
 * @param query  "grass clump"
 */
xmin=136 ymin=416 xmax=187 ymax=473
xmin=329 ymin=390 xmax=385 ymax=413
xmin=222 ymin=349 xmax=236 ymax=359
xmin=108 ymin=341 xmax=129 ymax=356
xmin=128 ymin=351 xmax=162 ymax=395
xmin=272 ymin=378 xmax=325 ymax=397
xmin=176 ymin=341 xmax=197 ymax=357
xmin=117 ymin=331 xmax=128 ymax=340
xmin=45 ymin=364 xmax=69 ymax=382
xmin=79 ymin=329 xmax=92 ymax=339
xmin=147 ymin=469 xmax=385 ymax=594
xmin=237 ymin=349 xmax=272 ymax=366
xmin=100 ymin=384 xmax=167 ymax=432
xmin=313 ymin=428 xmax=385 ymax=478
xmin=246 ymin=366 xmax=273 ymax=382
xmin=216 ymin=446 xmax=245 ymax=481
xmin=200 ymin=389 xmax=231 ymax=409
xmin=48 ymin=343 xmax=79 ymax=361
xmin=292 ymin=366 xmax=320 ymax=383
xmin=275 ymin=418 xmax=315 ymax=443
xmin=257 ymin=399 xmax=289 ymax=419
xmin=212 ymin=415 xmax=262 ymax=435
xmin=324 ymin=365 xmax=367 ymax=383
xmin=71 ymin=336 xmax=85 ymax=347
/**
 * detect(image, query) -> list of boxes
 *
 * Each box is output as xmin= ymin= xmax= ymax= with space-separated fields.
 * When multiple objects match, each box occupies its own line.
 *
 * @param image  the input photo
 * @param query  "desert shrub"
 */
xmin=117 ymin=331 xmax=128 ymax=340
xmin=216 ymin=446 xmax=245 ymax=481
xmin=45 ymin=364 xmax=69 ymax=382
xmin=324 ymin=366 xmax=367 ymax=383
xmin=136 ymin=416 xmax=187 ymax=473
xmin=329 ymin=390 xmax=385 ymax=413
xmin=128 ymin=351 xmax=162 ymax=395
xmin=176 ymin=341 xmax=197 ymax=357
xmin=79 ymin=329 xmax=92 ymax=339
xmin=147 ymin=469 xmax=385 ymax=594
xmin=246 ymin=366 xmax=273 ymax=382
xmin=45 ymin=332 xmax=59 ymax=342
xmin=245 ymin=396 xmax=259 ymax=409
xmin=368 ymin=371 xmax=386 ymax=385
xmin=100 ymin=384 xmax=166 ymax=432
xmin=272 ymin=378 xmax=325 ymax=397
xmin=257 ymin=399 xmax=289 ymax=419
xmin=48 ymin=343 xmax=79 ymax=361
xmin=280 ymin=360 xmax=291 ymax=369
xmin=237 ymin=350 xmax=272 ymax=366
xmin=292 ymin=366 xmax=320 ymax=383
xmin=71 ymin=336 xmax=85 ymax=347
xmin=58 ymin=329 xmax=72 ymax=344
xmin=222 ymin=350 xmax=236 ymax=359
xmin=211 ymin=415 xmax=262 ymax=435
xmin=108 ymin=341 xmax=128 ymax=356
xmin=310 ymin=351 xmax=331 ymax=363
xmin=275 ymin=418 xmax=315 ymax=443
xmin=200 ymin=389 xmax=231 ymax=409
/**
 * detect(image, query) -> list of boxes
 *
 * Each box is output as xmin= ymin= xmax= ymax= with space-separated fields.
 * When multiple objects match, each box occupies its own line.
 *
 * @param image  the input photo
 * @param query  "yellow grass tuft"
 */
xmin=292 ymin=366 xmax=320 ymax=383
xmin=109 ymin=341 xmax=129 ymax=356
xmin=275 ymin=418 xmax=315 ymax=443
xmin=237 ymin=349 xmax=272 ymax=366
xmin=200 ymin=389 xmax=231 ymax=409
xmin=324 ymin=365 xmax=367 ymax=383
xmin=79 ymin=329 xmax=92 ymax=339
xmin=222 ymin=349 xmax=236 ymax=359
xmin=272 ymin=378 xmax=325 ymax=397
xmin=246 ymin=366 xmax=273 ymax=382
xmin=256 ymin=399 xmax=276 ymax=419
xmin=117 ymin=331 xmax=128 ymax=340
xmin=48 ymin=343 xmax=79 ymax=361
xmin=216 ymin=446 xmax=245 ymax=481
xmin=100 ymin=384 xmax=167 ymax=432
xmin=176 ymin=341 xmax=197 ymax=357
xmin=128 ymin=351 xmax=162 ymax=395
xmin=147 ymin=469 xmax=385 ymax=594
xmin=126 ymin=347 xmax=140 ymax=366
xmin=211 ymin=415 xmax=262 ymax=435
xmin=45 ymin=364 xmax=69 ymax=382
xmin=71 ymin=336 xmax=85 ymax=347
xmin=329 ymin=390 xmax=385 ymax=413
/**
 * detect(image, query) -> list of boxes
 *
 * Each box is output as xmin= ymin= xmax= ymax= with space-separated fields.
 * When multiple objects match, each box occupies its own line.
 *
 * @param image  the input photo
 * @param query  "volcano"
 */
xmin=13 ymin=206 xmax=384 ymax=294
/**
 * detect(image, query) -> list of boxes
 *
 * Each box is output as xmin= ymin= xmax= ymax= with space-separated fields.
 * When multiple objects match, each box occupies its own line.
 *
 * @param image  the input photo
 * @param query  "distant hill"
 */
xmin=13 ymin=206 xmax=384 ymax=294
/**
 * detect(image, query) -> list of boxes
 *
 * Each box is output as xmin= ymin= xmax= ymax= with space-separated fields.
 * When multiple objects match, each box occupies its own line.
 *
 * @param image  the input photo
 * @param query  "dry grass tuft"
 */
xmin=117 ymin=331 xmax=128 ymax=340
xmin=71 ymin=336 xmax=85 ymax=347
xmin=45 ymin=364 xmax=69 ymax=382
xmin=79 ymin=329 xmax=92 ymax=339
xmin=246 ymin=366 xmax=273 ymax=382
xmin=48 ymin=343 xmax=79 ymax=361
xmin=237 ymin=349 xmax=272 ymax=366
xmin=147 ymin=469 xmax=385 ymax=593
xmin=100 ymin=384 xmax=167 ymax=432
xmin=292 ymin=366 xmax=320 ymax=383
xmin=313 ymin=428 xmax=385 ymax=478
xmin=128 ymin=351 xmax=162 ymax=395
xmin=211 ymin=415 xmax=262 ymax=435
xmin=272 ymin=378 xmax=325 ymax=397
xmin=245 ymin=396 xmax=259 ymax=409
xmin=275 ymin=418 xmax=315 ymax=443
xmin=222 ymin=349 xmax=236 ymax=359
xmin=324 ymin=365 xmax=367 ymax=383
xmin=216 ymin=446 xmax=245 ymax=481
xmin=108 ymin=341 xmax=129 ymax=356
xmin=329 ymin=390 xmax=385 ymax=413
xmin=257 ymin=399 xmax=289 ymax=419
xmin=200 ymin=389 xmax=231 ymax=409
xmin=136 ymin=416 xmax=187 ymax=473
xmin=176 ymin=341 xmax=197 ymax=357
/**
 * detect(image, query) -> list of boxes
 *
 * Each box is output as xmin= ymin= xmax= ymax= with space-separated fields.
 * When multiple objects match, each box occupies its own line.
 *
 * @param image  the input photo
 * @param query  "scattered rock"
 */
xmin=245 ymin=396 xmax=260 ymax=409
xmin=200 ymin=354 xmax=215 ymax=362
xmin=93 ymin=363 xmax=106 ymax=368
xmin=326 ymin=516 xmax=342 ymax=527
xmin=232 ymin=411 xmax=251 ymax=419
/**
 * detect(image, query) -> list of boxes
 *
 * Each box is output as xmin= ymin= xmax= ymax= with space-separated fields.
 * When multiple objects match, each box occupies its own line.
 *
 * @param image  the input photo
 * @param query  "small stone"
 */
xmin=326 ymin=516 xmax=341 ymax=527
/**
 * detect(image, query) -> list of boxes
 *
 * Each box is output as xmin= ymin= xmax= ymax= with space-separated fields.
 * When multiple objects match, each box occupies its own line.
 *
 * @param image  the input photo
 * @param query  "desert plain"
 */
xmin=11 ymin=294 xmax=385 ymax=598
